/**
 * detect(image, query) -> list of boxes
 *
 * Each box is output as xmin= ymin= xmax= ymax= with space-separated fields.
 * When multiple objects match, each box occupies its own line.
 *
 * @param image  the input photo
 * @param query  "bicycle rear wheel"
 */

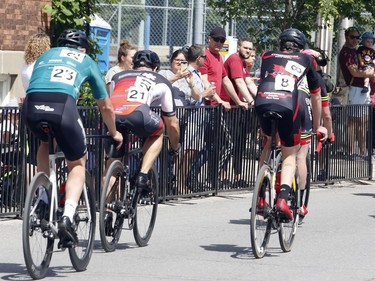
xmin=22 ymin=172 xmax=54 ymax=280
xmin=99 ymin=160 xmax=125 ymax=252
xmin=250 ymin=165 xmax=273 ymax=259
xmin=133 ymin=165 xmax=159 ymax=247
xmin=68 ymin=171 xmax=96 ymax=271
xmin=278 ymin=174 xmax=300 ymax=252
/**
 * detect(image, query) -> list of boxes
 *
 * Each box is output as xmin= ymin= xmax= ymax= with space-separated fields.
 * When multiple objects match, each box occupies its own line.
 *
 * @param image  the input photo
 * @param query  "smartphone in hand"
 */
xmin=180 ymin=61 xmax=188 ymax=71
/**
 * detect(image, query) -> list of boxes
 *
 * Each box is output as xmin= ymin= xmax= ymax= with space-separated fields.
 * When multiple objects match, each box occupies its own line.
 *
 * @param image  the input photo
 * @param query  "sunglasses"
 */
xmin=200 ymin=55 xmax=207 ymax=59
xmin=212 ymin=37 xmax=226 ymax=43
xmin=349 ymin=35 xmax=360 ymax=40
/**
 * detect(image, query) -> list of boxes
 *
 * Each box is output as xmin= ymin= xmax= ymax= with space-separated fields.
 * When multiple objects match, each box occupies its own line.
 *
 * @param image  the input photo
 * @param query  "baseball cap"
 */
xmin=209 ymin=27 xmax=226 ymax=39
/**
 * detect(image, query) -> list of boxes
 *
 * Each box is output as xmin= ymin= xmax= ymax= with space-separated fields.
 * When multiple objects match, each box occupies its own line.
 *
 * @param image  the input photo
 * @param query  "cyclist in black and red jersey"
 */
xmin=106 ymin=50 xmax=180 ymax=195
xmin=255 ymin=28 xmax=327 ymax=220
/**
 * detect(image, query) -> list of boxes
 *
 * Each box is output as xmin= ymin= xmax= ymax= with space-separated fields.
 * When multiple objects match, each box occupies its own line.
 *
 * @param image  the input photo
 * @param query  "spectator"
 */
xmin=338 ymin=26 xmax=374 ymax=160
xmin=21 ymin=32 xmax=51 ymax=91
xmin=198 ymin=26 xmax=248 ymax=189
xmin=159 ymin=49 xmax=194 ymax=106
xmin=220 ymin=38 xmax=257 ymax=187
xmin=245 ymin=48 xmax=258 ymax=84
xmin=357 ymin=32 xmax=375 ymax=93
xmin=178 ymin=44 xmax=215 ymax=192
xmin=105 ymin=39 xmax=137 ymax=92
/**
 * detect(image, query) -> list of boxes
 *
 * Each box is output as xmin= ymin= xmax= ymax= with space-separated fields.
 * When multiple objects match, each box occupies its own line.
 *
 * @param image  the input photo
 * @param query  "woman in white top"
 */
xmin=105 ymin=39 xmax=137 ymax=92
xmin=21 ymin=33 xmax=51 ymax=91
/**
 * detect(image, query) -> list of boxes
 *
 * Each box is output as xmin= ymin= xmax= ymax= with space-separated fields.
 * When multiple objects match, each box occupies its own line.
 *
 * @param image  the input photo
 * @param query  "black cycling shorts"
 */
xmin=107 ymin=104 xmax=164 ymax=158
xmin=255 ymin=103 xmax=301 ymax=147
xmin=23 ymin=92 xmax=87 ymax=161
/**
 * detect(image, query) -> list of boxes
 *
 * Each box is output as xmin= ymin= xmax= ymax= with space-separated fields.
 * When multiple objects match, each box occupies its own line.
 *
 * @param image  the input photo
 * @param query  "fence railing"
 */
xmin=0 ymin=104 xmax=372 ymax=217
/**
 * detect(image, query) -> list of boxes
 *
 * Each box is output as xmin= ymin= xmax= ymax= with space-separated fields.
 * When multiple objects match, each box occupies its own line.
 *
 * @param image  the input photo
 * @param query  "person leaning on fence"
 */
xmin=22 ymin=29 xmax=123 ymax=247
xmin=105 ymin=39 xmax=137 ymax=93
xmin=106 ymin=50 xmax=180 ymax=200
xmin=338 ymin=26 xmax=374 ymax=160
xmin=198 ymin=26 xmax=249 ymax=189
xmin=220 ymin=37 xmax=257 ymax=188
xmin=178 ymin=44 xmax=215 ymax=191
xmin=21 ymin=32 xmax=51 ymax=92
xmin=255 ymin=28 xmax=327 ymax=221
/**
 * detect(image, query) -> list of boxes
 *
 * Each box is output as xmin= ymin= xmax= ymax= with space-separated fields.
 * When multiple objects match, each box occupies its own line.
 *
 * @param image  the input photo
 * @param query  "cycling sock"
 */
xmin=278 ymin=184 xmax=290 ymax=200
xmin=63 ymin=199 xmax=78 ymax=222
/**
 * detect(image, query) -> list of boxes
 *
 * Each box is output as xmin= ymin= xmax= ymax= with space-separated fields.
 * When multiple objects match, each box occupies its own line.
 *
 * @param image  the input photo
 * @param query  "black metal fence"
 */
xmin=0 ymin=104 xmax=372 ymax=218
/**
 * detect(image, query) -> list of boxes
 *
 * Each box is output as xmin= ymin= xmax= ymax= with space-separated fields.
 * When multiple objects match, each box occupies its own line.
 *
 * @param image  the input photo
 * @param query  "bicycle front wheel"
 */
xmin=133 ymin=165 xmax=159 ymax=247
xmin=99 ymin=160 xmax=125 ymax=252
xmin=22 ymin=172 xmax=54 ymax=280
xmin=68 ymin=171 xmax=96 ymax=271
xmin=278 ymin=173 xmax=300 ymax=252
xmin=250 ymin=165 xmax=273 ymax=259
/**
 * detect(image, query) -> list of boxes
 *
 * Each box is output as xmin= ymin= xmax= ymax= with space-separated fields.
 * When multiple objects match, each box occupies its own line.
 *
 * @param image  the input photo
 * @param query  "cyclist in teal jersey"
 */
xmin=23 ymin=29 xmax=123 ymax=246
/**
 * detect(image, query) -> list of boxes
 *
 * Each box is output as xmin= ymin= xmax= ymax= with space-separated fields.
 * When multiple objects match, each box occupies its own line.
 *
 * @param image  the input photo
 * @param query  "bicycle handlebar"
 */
xmin=86 ymin=134 xmax=116 ymax=159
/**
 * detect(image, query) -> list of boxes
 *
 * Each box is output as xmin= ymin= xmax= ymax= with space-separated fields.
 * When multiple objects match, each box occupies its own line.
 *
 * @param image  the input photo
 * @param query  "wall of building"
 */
xmin=0 ymin=0 xmax=51 ymax=105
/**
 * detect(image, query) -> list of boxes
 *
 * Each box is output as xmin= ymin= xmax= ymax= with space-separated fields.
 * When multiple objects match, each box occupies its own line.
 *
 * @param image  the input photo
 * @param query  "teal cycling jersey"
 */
xmin=26 ymin=47 xmax=107 ymax=100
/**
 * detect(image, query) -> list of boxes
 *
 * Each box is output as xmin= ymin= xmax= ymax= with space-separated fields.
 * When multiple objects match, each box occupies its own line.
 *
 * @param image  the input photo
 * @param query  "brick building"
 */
xmin=0 ymin=0 xmax=51 ymax=105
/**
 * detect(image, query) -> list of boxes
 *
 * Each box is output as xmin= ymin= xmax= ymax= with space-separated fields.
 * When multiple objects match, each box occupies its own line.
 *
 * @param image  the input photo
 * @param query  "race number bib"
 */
xmin=59 ymin=49 xmax=85 ymax=63
xmin=275 ymin=74 xmax=294 ymax=92
xmin=285 ymin=60 xmax=306 ymax=78
xmin=50 ymin=66 xmax=77 ymax=86
xmin=127 ymin=76 xmax=156 ymax=103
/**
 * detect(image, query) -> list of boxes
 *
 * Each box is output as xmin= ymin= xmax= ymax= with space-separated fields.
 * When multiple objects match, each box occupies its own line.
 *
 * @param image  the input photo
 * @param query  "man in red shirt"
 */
xmin=219 ymin=38 xmax=258 ymax=187
xmin=199 ymin=26 xmax=248 ymax=110
xmin=221 ymin=38 xmax=257 ymax=104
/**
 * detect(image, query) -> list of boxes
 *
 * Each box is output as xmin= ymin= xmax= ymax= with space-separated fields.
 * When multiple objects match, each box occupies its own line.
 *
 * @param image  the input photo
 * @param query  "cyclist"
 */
xmin=296 ymin=48 xmax=333 ymax=219
xmin=22 ymin=29 xmax=123 ymax=247
xmin=255 ymin=28 xmax=327 ymax=220
xmin=106 ymin=50 xmax=180 ymax=196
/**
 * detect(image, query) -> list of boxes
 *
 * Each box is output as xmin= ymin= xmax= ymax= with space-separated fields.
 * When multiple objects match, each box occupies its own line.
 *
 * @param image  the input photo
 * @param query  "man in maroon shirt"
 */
xmin=338 ymin=26 xmax=374 ymax=159
xmin=219 ymin=38 xmax=258 ymax=187
xmin=198 ymin=26 xmax=248 ymax=110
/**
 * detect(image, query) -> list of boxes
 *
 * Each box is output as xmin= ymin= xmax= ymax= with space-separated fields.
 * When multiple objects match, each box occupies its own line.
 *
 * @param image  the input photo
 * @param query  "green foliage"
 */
xmin=42 ymin=0 xmax=119 ymax=106
xmin=207 ymin=0 xmax=375 ymax=51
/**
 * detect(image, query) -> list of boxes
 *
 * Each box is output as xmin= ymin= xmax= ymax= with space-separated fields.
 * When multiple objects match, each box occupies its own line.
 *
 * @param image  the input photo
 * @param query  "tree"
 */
xmin=42 ymin=0 xmax=120 ymax=105
xmin=207 ymin=0 xmax=375 ymax=50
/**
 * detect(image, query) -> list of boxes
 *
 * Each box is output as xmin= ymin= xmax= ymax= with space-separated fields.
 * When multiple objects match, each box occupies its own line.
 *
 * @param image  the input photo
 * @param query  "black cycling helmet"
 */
xmin=57 ymin=29 xmax=90 ymax=53
xmin=279 ymin=28 xmax=307 ymax=50
xmin=132 ymin=50 xmax=160 ymax=71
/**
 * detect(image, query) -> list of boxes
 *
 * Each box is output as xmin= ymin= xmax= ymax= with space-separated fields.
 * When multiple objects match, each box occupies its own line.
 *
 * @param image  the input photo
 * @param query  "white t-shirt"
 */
xmin=105 ymin=65 xmax=124 ymax=84
xmin=159 ymin=69 xmax=191 ymax=106
xmin=21 ymin=62 xmax=35 ymax=91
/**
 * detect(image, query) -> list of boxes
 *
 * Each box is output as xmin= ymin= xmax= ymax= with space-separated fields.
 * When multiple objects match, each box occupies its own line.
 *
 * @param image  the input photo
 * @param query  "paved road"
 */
xmin=1 ymin=182 xmax=375 ymax=281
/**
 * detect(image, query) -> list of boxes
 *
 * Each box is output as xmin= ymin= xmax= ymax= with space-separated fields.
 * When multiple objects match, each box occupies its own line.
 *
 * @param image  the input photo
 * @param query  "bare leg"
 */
xmin=36 ymin=141 xmax=49 ymax=175
xmin=140 ymin=134 xmax=163 ymax=173
xmin=296 ymin=144 xmax=308 ymax=191
xmin=280 ymin=145 xmax=299 ymax=187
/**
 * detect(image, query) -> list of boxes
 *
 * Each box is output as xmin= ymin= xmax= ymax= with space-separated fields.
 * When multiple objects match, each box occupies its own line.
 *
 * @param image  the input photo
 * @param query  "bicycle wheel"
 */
xmin=250 ymin=164 xmax=273 ymax=259
xmin=99 ymin=160 xmax=125 ymax=252
xmin=22 ymin=172 xmax=54 ymax=280
xmin=133 ymin=165 xmax=159 ymax=247
xmin=278 ymin=173 xmax=300 ymax=252
xmin=68 ymin=171 xmax=96 ymax=271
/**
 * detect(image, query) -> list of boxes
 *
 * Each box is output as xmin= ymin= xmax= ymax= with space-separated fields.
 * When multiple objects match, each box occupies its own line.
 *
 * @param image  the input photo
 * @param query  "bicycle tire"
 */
xmin=22 ymin=172 xmax=54 ymax=280
xmin=68 ymin=171 xmax=96 ymax=271
xmin=133 ymin=165 xmax=159 ymax=247
xmin=278 ymin=172 xmax=300 ymax=252
xmin=99 ymin=160 xmax=125 ymax=252
xmin=250 ymin=164 xmax=273 ymax=259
